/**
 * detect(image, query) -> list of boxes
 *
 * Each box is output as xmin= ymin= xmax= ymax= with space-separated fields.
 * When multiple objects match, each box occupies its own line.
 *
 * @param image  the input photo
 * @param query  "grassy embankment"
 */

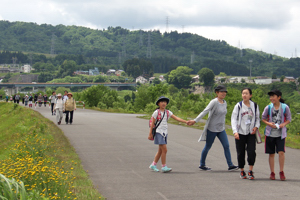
xmin=0 ymin=102 xmax=104 ymax=199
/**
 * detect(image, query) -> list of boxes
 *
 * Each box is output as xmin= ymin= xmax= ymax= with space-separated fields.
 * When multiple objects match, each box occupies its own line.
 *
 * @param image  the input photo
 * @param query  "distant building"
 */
xmin=107 ymin=69 xmax=116 ymax=75
xmin=21 ymin=64 xmax=33 ymax=73
xmin=229 ymin=77 xmax=238 ymax=83
xmin=149 ymin=77 xmax=155 ymax=83
xmin=136 ymin=76 xmax=148 ymax=84
xmin=115 ymin=70 xmax=124 ymax=76
xmin=254 ymin=79 xmax=272 ymax=85
xmin=74 ymin=70 xmax=89 ymax=75
xmin=215 ymin=77 xmax=228 ymax=84
xmin=283 ymin=76 xmax=295 ymax=83
xmin=159 ymin=75 xmax=165 ymax=82
xmin=0 ymin=67 xmax=19 ymax=73
xmin=192 ymin=75 xmax=199 ymax=83
xmin=89 ymin=68 xmax=100 ymax=76
xmin=272 ymin=79 xmax=280 ymax=83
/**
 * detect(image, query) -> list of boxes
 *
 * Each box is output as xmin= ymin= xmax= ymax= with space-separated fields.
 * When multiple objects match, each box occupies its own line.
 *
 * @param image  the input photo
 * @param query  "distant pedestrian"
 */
xmin=34 ymin=94 xmax=38 ymax=103
xmin=10 ymin=96 xmax=13 ymax=102
xmin=37 ymin=93 xmax=43 ymax=107
xmin=13 ymin=95 xmax=16 ymax=103
xmin=15 ymin=94 xmax=20 ymax=104
xmin=22 ymin=96 xmax=25 ymax=104
xmin=148 ymin=96 xmax=187 ymax=173
xmin=0 ymin=94 xmax=2 ymax=100
xmin=187 ymin=85 xmax=239 ymax=171
xmin=64 ymin=92 xmax=76 ymax=125
xmin=49 ymin=91 xmax=57 ymax=115
xmin=262 ymin=90 xmax=291 ymax=181
xmin=231 ymin=88 xmax=260 ymax=180
xmin=24 ymin=95 xmax=29 ymax=106
xmin=5 ymin=95 xmax=9 ymax=102
xmin=54 ymin=93 xmax=64 ymax=125
xmin=28 ymin=94 xmax=33 ymax=107
xmin=43 ymin=94 xmax=48 ymax=107
xmin=63 ymin=90 xmax=68 ymax=102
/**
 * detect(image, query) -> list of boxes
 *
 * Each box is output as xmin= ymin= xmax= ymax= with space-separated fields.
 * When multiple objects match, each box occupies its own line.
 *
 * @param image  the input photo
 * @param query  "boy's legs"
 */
xmin=200 ymin=130 xmax=217 ymax=166
xmin=278 ymin=151 xmax=285 ymax=172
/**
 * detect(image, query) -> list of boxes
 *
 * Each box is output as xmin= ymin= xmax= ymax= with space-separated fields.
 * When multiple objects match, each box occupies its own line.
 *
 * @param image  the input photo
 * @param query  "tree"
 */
xmin=272 ymin=74 xmax=277 ymax=79
xmin=280 ymin=75 xmax=285 ymax=82
xmin=167 ymin=66 xmax=193 ymax=88
xmin=58 ymin=60 xmax=77 ymax=78
xmin=152 ymin=77 xmax=161 ymax=85
xmin=198 ymin=68 xmax=215 ymax=86
xmin=218 ymin=72 xmax=227 ymax=77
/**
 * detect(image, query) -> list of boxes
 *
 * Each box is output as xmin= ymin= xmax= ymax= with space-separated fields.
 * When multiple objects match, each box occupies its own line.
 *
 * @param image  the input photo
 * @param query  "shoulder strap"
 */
xmin=237 ymin=101 xmax=242 ymax=120
xmin=155 ymin=111 xmax=166 ymax=128
xmin=281 ymin=103 xmax=287 ymax=114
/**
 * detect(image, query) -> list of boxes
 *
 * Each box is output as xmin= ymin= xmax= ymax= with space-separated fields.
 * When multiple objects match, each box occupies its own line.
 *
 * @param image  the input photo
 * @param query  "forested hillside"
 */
xmin=0 ymin=20 xmax=300 ymax=77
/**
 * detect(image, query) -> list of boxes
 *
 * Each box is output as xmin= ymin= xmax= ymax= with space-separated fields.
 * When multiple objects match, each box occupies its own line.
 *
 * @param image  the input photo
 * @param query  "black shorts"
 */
xmin=265 ymin=136 xmax=285 ymax=154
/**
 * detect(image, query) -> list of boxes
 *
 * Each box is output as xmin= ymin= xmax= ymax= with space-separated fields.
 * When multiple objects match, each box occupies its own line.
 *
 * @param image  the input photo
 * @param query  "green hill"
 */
xmin=0 ymin=20 xmax=299 ymax=77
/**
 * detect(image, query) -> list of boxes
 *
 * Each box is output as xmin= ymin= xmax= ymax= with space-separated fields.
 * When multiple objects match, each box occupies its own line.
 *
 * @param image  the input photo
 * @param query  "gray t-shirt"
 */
xmin=207 ymin=102 xmax=227 ymax=132
xmin=270 ymin=106 xmax=282 ymax=137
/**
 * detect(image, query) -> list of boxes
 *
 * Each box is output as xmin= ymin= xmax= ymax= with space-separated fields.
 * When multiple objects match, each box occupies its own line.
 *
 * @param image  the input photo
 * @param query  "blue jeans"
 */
xmin=200 ymin=129 xmax=233 ymax=167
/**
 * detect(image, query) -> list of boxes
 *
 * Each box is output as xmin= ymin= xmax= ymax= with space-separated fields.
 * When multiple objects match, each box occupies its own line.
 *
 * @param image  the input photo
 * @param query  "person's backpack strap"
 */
xmin=155 ymin=111 xmax=166 ymax=129
xmin=237 ymin=101 xmax=243 ymax=120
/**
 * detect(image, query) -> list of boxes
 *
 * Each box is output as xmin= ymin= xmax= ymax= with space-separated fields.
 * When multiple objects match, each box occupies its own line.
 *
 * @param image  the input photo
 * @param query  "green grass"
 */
xmin=0 ymin=102 xmax=104 ymax=199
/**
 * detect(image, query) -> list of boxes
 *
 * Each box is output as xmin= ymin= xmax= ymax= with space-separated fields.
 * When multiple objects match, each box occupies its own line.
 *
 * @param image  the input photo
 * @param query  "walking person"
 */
xmin=54 ymin=93 xmax=64 ymax=125
xmin=63 ymin=90 xmax=68 ymax=102
xmin=148 ymin=96 xmax=188 ymax=172
xmin=28 ymin=94 xmax=33 ymax=108
xmin=37 ymin=93 xmax=43 ymax=107
xmin=262 ymin=90 xmax=291 ymax=181
xmin=187 ymin=85 xmax=238 ymax=171
xmin=5 ymin=95 xmax=9 ymax=102
xmin=34 ymin=93 xmax=38 ymax=104
xmin=231 ymin=88 xmax=260 ymax=179
xmin=22 ymin=95 xmax=25 ymax=104
xmin=49 ymin=91 xmax=57 ymax=115
xmin=64 ymin=92 xmax=76 ymax=125
xmin=13 ymin=95 xmax=16 ymax=103
xmin=24 ymin=95 xmax=29 ymax=106
xmin=43 ymin=94 xmax=48 ymax=107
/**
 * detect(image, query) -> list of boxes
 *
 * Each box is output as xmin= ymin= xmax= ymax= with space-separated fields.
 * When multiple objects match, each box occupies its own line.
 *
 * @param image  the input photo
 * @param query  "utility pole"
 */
xmin=249 ymin=59 xmax=253 ymax=81
xmin=50 ymin=33 xmax=56 ymax=57
xmin=166 ymin=16 xmax=169 ymax=33
xmin=139 ymin=30 xmax=143 ymax=47
xmin=191 ymin=51 xmax=195 ymax=64
xmin=147 ymin=32 xmax=152 ymax=58
xmin=12 ymin=57 xmax=17 ymax=67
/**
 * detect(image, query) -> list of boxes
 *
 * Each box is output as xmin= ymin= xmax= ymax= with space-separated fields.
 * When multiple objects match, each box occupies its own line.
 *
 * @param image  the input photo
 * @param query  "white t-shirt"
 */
xmin=152 ymin=109 xmax=173 ymax=136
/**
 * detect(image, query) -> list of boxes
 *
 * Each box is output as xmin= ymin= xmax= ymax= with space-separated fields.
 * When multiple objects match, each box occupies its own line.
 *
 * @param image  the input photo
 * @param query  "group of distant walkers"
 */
xmin=4 ymin=90 xmax=76 ymax=125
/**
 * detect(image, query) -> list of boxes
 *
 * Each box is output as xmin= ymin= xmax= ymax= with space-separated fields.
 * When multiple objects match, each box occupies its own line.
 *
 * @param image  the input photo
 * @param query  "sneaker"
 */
xmin=149 ymin=164 xmax=159 ymax=172
xmin=199 ymin=166 xmax=212 ymax=171
xmin=248 ymin=171 xmax=255 ymax=180
xmin=240 ymin=171 xmax=247 ymax=179
xmin=270 ymin=172 xmax=275 ymax=180
xmin=228 ymin=165 xmax=239 ymax=171
xmin=161 ymin=166 xmax=172 ymax=173
xmin=279 ymin=171 xmax=286 ymax=181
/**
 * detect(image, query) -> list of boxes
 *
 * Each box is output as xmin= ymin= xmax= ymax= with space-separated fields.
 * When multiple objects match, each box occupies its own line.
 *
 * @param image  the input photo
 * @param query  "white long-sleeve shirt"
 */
xmin=54 ymin=98 xmax=64 ymax=110
xmin=231 ymin=101 xmax=260 ymax=135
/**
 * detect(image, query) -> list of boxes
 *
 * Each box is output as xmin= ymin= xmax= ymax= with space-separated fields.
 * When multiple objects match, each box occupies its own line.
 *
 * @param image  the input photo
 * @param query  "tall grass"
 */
xmin=0 ymin=103 xmax=103 ymax=199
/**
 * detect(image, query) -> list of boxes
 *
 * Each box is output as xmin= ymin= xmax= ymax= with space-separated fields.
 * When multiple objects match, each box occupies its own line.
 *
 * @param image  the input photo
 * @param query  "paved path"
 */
xmin=33 ymin=106 xmax=300 ymax=200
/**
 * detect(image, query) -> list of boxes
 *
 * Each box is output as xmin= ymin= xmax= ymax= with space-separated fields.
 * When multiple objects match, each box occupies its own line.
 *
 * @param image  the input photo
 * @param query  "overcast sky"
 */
xmin=1 ymin=0 xmax=300 ymax=58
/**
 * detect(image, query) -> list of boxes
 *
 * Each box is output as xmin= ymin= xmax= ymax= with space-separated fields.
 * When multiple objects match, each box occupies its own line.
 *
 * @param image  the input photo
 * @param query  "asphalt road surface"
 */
xmin=33 ymin=105 xmax=300 ymax=200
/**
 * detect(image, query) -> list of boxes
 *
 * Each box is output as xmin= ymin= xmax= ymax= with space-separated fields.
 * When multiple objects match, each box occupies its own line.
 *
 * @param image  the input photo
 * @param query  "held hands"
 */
xmin=186 ymin=120 xmax=196 ymax=126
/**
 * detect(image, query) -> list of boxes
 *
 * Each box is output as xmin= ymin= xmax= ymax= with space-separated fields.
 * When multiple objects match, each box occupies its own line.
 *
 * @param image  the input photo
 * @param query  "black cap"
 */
xmin=214 ymin=85 xmax=227 ymax=93
xmin=156 ymin=96 xmax=170 ymax=106
xmin=268 ymin=89 xmax=282 ymax=96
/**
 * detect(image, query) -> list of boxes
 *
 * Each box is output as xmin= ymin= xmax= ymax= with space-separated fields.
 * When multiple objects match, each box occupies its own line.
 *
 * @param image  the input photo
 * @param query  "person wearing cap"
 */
xmin=54 ymin=93 xmax=64 ymax=125
xmin=49 ymin=91 xmax=57 ymax=115
xmin=148 ymin=96 xmax=188 ymax=173
xmin=262 ymin=89 xmax=291 ymax=181
xmin=24 ymin=95 xmax=29 ymax=106
xmin=187 ymin=85 xmax=238 ymax=171
xmin=64 ymin=92 xmax=76 ymax=125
